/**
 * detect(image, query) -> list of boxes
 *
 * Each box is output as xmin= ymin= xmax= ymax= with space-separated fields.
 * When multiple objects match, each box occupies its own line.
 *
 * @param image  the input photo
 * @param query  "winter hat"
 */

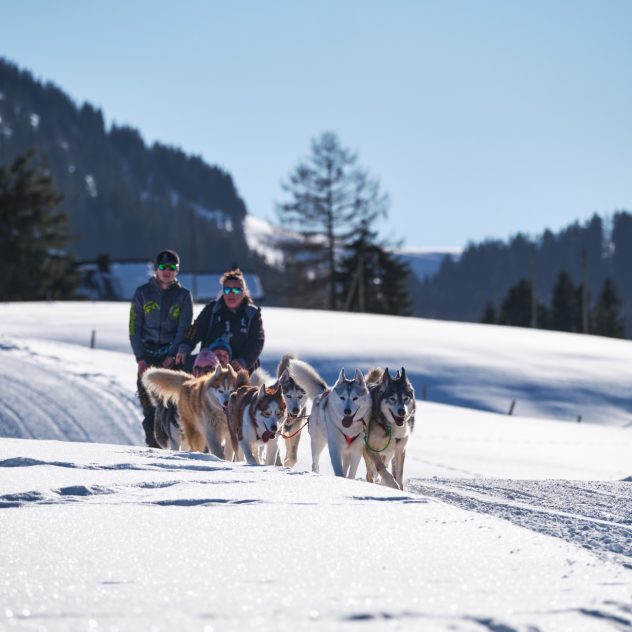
xmin=156 ymin=250 xmax=180 ymax=266
xmin=209 ymin=339 xmax=233 ymax=362
xmin=193 ymin=349 xmax=219 ymax=370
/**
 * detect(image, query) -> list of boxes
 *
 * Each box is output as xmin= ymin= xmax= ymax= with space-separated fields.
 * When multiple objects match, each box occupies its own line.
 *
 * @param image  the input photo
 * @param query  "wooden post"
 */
xmin=357 ymin=250 xmax=365 ymax=313
xmin=189 ymin=208 xmax=198 ymax=301
xmin=577 ymin=415 xmax=582 ymax=423
xmin=581 ymin=248 xmax=588 ymax=334
xmin=508 ymin=400 xmax=516 ymax=415
xmin=90 ymin=330 xmax=96 ymax=349
xmin=530 ymin=244 xmax=537 ymax=328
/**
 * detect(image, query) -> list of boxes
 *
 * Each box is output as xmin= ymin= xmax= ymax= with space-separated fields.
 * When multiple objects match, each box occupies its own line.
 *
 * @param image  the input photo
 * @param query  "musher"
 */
xmin=175 ymin=268 xmax=264 ymax=373
xmin=129 ymin=250 xmax=193 ymax=447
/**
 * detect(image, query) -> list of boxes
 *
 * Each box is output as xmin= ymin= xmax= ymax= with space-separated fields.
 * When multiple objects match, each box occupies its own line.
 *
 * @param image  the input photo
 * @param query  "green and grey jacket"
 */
xmin=129 ymin=277 xmax=194 ymax=362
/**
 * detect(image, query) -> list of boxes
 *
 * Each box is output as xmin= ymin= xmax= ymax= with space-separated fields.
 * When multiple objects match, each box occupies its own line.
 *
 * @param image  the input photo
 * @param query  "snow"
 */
xmin=2 ymin=439 xmax=632 ymax=631
xmin=2 ymin=302 xmax=632 ymax=630
xmin=3 ymin=302 xmax=632 ymax=427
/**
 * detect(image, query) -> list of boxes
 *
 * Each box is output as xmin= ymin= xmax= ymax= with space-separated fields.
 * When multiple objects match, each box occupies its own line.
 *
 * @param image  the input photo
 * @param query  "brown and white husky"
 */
xmin=142 ymin=364 xmax=249 ymax=459
xmin=227 ymin=383 xmax=287 ymax=465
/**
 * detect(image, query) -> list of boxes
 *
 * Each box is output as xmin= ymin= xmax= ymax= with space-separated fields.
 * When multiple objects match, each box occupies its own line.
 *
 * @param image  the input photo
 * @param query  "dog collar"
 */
xmin=344 ymin=432 xmax=362 ymax=445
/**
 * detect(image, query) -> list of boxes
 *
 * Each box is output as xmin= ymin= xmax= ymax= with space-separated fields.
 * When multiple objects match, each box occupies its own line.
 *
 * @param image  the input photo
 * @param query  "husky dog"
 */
xmin=252 ymin=354 xmax=309 ymax=467
xmin=227 ymin=383 xmax=287 ymax=465
xmin=289 ymin=360 xmax=372 ymax=478
xmin=363 ymin=367 xmax=415 ymax=490
xmin=147 ymin=392 xmax=187 ymax=451
xmin=142 ymin=364 xmax=249 ymax=459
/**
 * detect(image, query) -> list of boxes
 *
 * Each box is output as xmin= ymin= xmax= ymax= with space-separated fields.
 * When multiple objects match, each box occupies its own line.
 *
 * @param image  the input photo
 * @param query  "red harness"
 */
xmin=344 ymin=432 xmax=361 ymax=445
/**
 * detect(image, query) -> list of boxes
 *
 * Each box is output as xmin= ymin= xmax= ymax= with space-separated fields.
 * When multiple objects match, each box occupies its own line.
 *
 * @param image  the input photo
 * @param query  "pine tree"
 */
xmin=277 ymin=132 xmax=388 ymax=310
xmin=499 ymin=279 xmax=532 ymax=327
xmin=549 ymin=271 xmax=576 ymax=332
xmin=337 ymin=228 xmax=412 ymax=316
xmin=592 ymin=277 xmax=625 ymax=338
xmin=480 ymin=301 xmax=498 ymax=324
xmin=0 ymin=149 xmax=80 ymax=300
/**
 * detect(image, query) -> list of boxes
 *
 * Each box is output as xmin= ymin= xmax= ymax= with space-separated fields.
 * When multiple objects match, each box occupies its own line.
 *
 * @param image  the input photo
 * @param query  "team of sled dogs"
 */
xmin=142 ymin=353 xmax=415 ymax=490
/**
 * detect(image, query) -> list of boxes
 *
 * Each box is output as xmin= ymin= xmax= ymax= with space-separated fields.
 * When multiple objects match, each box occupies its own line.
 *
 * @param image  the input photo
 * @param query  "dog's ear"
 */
xmin=275 ymin=383 xmax=284 ymax=397
xmin=336 ymin=368 xmax=346 ymax=384
xmin=380 ymin=368 xmax=392 ymax=391
xmin=257 ymin=384 xmax=267 ymax=401
xmin=279 ymin=369 xmax=289 ymax=384
xmin=400 ymin=367 xmax=407 ymax=381
xmin=213 ymin=364 xmax=222 ymax=377
xmin=354 ymin=368 xmax=366 ymax=387
xmin=227 ymin=363 xmax=237 ymax=376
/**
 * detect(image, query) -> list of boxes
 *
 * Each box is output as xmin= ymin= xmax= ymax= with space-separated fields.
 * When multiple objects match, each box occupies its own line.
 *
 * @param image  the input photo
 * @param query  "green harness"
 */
xmin=364 ymin=425 xmax=392 ymax=453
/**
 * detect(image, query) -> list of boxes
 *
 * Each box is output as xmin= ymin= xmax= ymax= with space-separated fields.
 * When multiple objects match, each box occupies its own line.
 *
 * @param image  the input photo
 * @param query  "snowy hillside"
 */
xmin=2 ymin=301 xmax=632 ymax=425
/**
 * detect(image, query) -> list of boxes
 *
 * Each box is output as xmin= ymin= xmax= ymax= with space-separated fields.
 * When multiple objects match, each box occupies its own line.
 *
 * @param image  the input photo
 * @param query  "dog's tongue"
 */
xmin=342 ymin=415 xmax=355 ymax=429
xmin=222 ymin=406 xmax=228 ymax=415
xmin=261 ymin=430 xmax=276 ymax=443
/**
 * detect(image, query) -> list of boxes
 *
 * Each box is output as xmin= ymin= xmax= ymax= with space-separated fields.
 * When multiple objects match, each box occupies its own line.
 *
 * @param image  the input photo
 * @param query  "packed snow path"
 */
xmin=0 ymin=337 xmax=143 ymax=446
xmin=407 ymin=478 xmax=632 ymax=568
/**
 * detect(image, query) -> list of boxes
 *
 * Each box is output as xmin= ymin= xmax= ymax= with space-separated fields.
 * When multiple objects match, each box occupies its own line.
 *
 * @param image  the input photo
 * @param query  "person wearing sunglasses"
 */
xmin=129 ymin=249 xmax=193 ymax=447
xmin=192 ymin=348 xmax=219 ymax=377
xmin=176 ymin=268 xmax=264 ymax=374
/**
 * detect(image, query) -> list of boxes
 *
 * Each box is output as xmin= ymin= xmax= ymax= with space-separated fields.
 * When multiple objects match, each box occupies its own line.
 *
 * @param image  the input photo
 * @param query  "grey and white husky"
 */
xmin=363 ymin=367 xmax=415 ymax=490
xmin=289 ymin=360 xmax=372 ymax=478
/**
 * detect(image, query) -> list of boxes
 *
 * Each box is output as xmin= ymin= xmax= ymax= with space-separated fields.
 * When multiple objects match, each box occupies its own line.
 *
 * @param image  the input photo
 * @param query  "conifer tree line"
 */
xmin=276 ymin=132 xmax=412 ymax=316
xmin=414 ymin=214 xmax=632 ymax=338
xmin=480 ymin=271 xmax=625 ymax=338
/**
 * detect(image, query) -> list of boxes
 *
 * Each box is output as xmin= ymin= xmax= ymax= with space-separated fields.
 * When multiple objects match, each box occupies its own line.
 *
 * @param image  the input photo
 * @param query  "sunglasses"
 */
xmin=193 ymin=364 xmax=215 ymax=375
xmin=158 ymin=263 xmax=178 ymax=271
xmin=223 ymin=287 xmax=243 ymax=295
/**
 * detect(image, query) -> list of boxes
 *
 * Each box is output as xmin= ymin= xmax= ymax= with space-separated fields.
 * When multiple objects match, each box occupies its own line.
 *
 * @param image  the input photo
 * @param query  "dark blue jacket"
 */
xmin=178 ymin=296 xmax=264 ymax=371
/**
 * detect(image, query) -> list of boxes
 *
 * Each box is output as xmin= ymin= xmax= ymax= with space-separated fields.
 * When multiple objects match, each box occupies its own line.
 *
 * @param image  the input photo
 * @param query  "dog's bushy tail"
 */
xmin=277 ymin=352 xmax=297 ymax=379
xmin=250 ymin=367 xmax=272 ymax=388
xmin=142 ymin=368 xmax=190 ymax=405
xmin=365 ymin=366 xmax=383 ymax=384
xmin=288 ymin=359 xmax=328 ymax=401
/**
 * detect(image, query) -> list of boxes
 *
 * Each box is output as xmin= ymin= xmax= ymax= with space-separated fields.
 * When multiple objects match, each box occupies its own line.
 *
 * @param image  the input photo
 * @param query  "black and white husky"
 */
xmin=363 ymin=367 xmax=415 ymax=490
xmin=289 ymin=360 xmax=372 ymax=479
xmin=147 ymin=392 xmax=187 ymax=451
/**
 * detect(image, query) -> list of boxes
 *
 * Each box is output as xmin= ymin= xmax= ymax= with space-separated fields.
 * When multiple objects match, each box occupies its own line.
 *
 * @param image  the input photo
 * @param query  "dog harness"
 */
xmin=344 ymin=432 xmax=362 ymax=445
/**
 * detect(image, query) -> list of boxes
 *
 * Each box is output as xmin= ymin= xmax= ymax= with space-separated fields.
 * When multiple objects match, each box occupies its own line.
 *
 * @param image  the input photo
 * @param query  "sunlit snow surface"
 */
xmin=2 ymin=303 xmax=632 ymax=631
xmin=1 ymin=439 xmax=632 ymax=632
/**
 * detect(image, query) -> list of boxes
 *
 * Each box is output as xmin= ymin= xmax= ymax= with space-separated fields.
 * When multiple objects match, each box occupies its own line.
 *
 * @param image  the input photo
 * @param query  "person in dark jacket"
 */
xmin=176 ymin=268 xmax=264 ymax=373
xmin=130 ymin=249 xmax=193 ymax=447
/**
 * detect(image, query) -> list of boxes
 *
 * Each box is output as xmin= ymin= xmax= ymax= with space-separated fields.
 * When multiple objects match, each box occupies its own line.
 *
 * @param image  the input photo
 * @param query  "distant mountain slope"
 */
xmin=0 ymin=58 xmax=252 ymax=270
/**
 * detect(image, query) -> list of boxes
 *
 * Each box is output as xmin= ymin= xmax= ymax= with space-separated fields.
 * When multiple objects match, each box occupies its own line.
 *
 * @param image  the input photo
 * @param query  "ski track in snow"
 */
xmin=0 ymin=339 xmax=143 ymax=446
xmin=407 ymin=478 xmax=632 ymax=568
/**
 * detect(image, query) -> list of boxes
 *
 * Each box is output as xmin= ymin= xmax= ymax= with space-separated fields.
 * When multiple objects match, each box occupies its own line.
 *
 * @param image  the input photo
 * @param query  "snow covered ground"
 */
xmin=2 ymin=302 xmax=632 ymax=630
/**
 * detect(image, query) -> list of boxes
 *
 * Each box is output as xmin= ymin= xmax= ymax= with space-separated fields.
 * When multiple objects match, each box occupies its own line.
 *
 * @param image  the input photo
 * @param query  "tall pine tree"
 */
xmin=0 ymin=149 xmax=79 ymax=300
xmin=592 ymin=277 xmax=625 ymax=338
xmin=277 ymin=132 xmax=388 ymax=310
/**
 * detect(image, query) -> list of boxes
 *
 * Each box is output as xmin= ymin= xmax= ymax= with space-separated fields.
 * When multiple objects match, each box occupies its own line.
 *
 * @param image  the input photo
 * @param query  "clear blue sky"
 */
xmin=2 ymin=0 xmax=631 ymax=248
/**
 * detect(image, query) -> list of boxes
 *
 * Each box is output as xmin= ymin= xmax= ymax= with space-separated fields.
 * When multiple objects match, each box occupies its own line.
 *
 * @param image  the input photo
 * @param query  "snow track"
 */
xmin=408 ymin=478 xmax=632 ymax=567
xmin=0 ymin=337 xmax=143 ymax=446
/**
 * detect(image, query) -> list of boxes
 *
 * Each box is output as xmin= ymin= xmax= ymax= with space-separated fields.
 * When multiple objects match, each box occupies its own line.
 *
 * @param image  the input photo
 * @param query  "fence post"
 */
xmin=90 ymin=330 xmax=96 ymax=349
